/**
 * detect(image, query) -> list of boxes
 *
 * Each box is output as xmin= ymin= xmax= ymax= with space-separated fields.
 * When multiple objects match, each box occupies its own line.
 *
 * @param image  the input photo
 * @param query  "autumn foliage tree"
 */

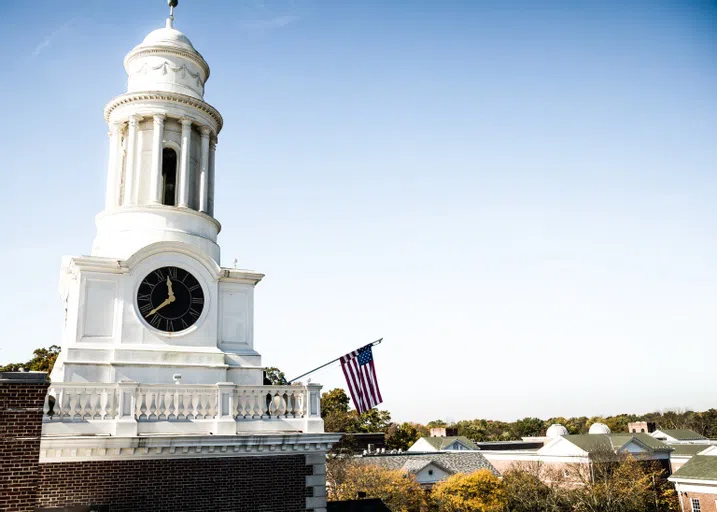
xmin=327 ymin=460 xmax=427 ymax=512
xmin=430 ymin=469 xmax=506 ymax=512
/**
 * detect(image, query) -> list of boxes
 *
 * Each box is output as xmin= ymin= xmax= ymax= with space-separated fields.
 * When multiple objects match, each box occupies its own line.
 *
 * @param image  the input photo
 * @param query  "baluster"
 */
xmin=138 ymin=390 xmax=148 ymax=419
xmin=43 ymin=391 xmax=52 ymax=418
xmin=156 ymin=389 xmax=166 ymax=420
xmin=288 ymin=390 xmax=297 ymax=418
xmin=207 ymin=392 xmax=217 ymax=418
xmin=235 ymin=390 xmax=245 ymax=419
xmin=92 ymin=388 xmax=102 ymax=419
xmin=57 ymin=388 xmax=67 ymax=419
xmin=252 ymin=390 xmax=261 ymax=418
xmin=296 ymin=390 xmax=305 ymax=418
xmin=197 ymin=391 xmax=205 ymax=419
xmin=167 ymin=389 xmax=176 ymax=419
xmin=68 ymin=390 xmax=79 ymax=419
xmin=182 ymin=389 xmax=191 ymax=419
xmin=232 ymin=389 xmax=239 ymax=419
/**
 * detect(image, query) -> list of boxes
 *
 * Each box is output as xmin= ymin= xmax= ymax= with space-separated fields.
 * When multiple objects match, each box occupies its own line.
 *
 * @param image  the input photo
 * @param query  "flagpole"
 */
xmin=286 ymin=338 xmax=383 ymax=384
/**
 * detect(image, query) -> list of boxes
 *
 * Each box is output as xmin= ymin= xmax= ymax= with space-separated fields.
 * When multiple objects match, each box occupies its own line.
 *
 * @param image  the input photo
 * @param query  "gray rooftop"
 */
xmin=359 ymin=452 xmax=499 ymax=476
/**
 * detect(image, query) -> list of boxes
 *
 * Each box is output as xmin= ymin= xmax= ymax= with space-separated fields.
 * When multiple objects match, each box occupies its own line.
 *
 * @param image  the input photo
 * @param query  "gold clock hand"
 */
xmin=147 ymin=295 xmax=176 ymax=316
xmin=166 ymin=276 xmax=175 ymax=298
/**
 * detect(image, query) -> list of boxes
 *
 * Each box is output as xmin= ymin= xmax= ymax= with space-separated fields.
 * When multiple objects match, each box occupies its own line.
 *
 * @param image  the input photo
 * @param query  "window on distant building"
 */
xmin=692 ymin=498 xmax=701 ymax=512
xmin=641 ymin=429 xmax=645 ymax=433
xmin=563 ymin=469 xmax=569 ymax=477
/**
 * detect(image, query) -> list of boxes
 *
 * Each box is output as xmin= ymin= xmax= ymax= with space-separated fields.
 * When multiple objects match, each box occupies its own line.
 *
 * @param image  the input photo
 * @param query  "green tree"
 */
xmin=1 ymin=345 xmax=60 ymax=373
xmin=263 ymin=367 xmax=287 ymax=385
xmin=385 ymin=422 xmax=422 ymax=451
xmin=321 ymin=388 xmax=351 ymax=417
xmin=511 ymin=417 xmax=545 ymax=438
xmin=427 ymin=419 xmax=448 ymax=428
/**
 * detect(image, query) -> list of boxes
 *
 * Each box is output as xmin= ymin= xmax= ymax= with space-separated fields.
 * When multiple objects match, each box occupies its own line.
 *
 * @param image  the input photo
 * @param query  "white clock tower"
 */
xmin=51 ymin=7 xmax=264 ymax=387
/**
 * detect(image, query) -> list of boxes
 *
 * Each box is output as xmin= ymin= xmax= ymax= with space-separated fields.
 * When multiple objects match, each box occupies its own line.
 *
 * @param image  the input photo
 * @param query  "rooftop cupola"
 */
xmin=123 ymin=7 xmax=209 ymax=99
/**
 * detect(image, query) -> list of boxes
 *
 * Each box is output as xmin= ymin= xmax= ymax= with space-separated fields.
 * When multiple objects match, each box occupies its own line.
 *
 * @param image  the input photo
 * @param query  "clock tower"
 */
xmin=50 ymin=7 xmax=264 ymax=386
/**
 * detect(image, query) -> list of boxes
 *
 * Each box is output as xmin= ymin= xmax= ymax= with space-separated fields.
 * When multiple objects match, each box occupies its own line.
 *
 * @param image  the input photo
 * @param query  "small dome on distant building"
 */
xmin=546 ymin=424 xmax=569 ymax=438
xmin=589 ymin=423 xmax=611 ymax=434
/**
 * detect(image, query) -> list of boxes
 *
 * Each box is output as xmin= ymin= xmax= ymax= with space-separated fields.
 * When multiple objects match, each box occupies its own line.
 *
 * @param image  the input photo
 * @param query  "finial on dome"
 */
xmin=167 ymin=0 xmax=178 ymax=28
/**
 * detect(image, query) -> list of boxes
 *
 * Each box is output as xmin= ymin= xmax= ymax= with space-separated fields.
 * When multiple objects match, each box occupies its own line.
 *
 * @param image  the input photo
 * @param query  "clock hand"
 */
xmin=147 ymin=294 xmax=176 ymax=317
xmin=166 ymin=276 xmax=175 ymax=298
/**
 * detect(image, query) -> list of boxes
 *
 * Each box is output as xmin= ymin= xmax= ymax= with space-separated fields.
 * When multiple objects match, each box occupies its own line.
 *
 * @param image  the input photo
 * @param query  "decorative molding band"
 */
xmin=104 ymin=92 xmax=223 ymax=133
xmin=40 ymin=433 xmax=343 ymax=463
xmin=124 ymin=46 xmax=210 ymax=79
xmin=134 ymin=61 xmax=204 ymax=94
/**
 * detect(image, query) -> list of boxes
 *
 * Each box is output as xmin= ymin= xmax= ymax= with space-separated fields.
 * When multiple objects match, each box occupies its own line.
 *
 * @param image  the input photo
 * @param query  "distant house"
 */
xmin=481 ymin=423 xmax=673 ymax=477
xmin=669 ymin=446 xmax=717 ymax=512
xmin=651 ymin=429 xmax=708 ymax=444
xmin=359 ymin=452 xmax=498 ymax=488
xmin=408 ymin=436 xmax=480 ymax=452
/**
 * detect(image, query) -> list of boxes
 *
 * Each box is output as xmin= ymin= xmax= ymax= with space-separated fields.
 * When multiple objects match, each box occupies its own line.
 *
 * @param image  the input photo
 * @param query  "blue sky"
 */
xmin=0 ymin=0 xmax=715 ymax=423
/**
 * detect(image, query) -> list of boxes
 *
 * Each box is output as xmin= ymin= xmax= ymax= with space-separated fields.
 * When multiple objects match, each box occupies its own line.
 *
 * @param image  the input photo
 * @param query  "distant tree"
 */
xmin=1 ymin=345 xmax=60 ymax=374
xmin=566 ymin=449 xmax=678 ymax=512
xmin=327 ymin=461 xmax=427 ymax=512
xmin=385 ymin=422 xmax=423 ymax=451
xmin=431 ymin=469 xmax=506 ymax=512
xmin=426 ymin=419 xmax=448 ymax=428
xmin=502 ymin=462 xmax=570 ymax=512
xmin=356 ymin=408 xmax=392 ymax=433
xmin=321 ymin=388 xmax=391 ymax=434
xmin=263 ymin=367 xmax=287 ymax=385
xmin=455 ymin=418 xmax=489 ymax=442
xmin=511 ymin=417 xmax=545 ymax=438
xmin=321 ymin=388 xmax=351 ymax=417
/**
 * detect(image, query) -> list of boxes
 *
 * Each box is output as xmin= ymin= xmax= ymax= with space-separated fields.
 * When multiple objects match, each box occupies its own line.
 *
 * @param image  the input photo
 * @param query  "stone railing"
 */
xmin=42 ymin=382 xmax=323 ymax=436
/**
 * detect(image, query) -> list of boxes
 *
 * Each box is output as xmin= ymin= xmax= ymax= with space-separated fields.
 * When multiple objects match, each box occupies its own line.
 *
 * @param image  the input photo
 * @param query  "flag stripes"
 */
xmin=340 ymin=344 xmax=383 ymax=415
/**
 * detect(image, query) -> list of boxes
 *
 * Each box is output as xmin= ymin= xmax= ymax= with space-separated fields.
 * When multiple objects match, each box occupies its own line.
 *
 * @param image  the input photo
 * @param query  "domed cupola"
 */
xmin=123 ymin=16 xmax=209 ymax=100
xmin=588 ymin=423 xmax=611 ymax=435
xmin=546 ymin=424 xmax=569 ymax=438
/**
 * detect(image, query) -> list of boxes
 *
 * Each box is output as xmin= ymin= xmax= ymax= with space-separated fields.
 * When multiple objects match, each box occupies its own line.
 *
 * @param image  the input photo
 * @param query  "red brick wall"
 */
xmin=38 ymin=455 xmax=313 ymax=512
xmin=0 ymin=373 xmax=50 ymax=512
xmin=680 ymin=492 xmax=717 ymax=512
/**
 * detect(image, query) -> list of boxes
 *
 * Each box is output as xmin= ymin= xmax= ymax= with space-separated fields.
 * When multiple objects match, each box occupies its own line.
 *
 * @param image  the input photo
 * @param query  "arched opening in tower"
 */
xmin=162 ymin=148 xmax=178 ymax=206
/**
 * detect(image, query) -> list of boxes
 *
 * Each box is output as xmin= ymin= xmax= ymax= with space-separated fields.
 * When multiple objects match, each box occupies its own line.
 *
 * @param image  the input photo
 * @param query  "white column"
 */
xmin=149 ymin=114 xmax=166 ymax=204
xmin=198 ymin=126 xmax=211 ymax=213
xmin=104 ymin=121 xmax=123 ymax=210
xmin=178 ymin=118 xmax=193 ymax=208
xmin=208 ymin=136 xmax=216 ymax=216
xmin=123 ymin=115 xmax=141 ymax=206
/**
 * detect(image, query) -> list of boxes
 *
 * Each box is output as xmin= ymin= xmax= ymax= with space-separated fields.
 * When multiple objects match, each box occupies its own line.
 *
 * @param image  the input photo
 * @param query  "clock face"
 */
xmin=136 ymin=266 xmax=204 ymax=333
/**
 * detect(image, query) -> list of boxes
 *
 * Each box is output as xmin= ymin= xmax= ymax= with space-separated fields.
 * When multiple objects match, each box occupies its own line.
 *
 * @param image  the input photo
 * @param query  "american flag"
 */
xmin=340 ymin=344 xmax=383 ymax=414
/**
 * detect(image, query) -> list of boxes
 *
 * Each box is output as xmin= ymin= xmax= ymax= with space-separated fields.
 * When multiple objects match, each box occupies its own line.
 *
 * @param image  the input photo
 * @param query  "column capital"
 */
xmin=153 ymin=113 xmax=167 ymax=124
xmin=128 ymin=114 xmax=142 ymax=126
xmin=180 ymin=117 xmax=194 ymax=128
xmin=199 ymin=125 xmax=212 ymax=137
xmin=209 ymin=136 xmax=218 ymax=147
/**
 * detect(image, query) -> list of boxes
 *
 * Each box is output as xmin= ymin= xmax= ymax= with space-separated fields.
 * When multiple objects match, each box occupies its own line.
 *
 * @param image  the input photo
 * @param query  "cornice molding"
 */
xmin=105 ymin=92 xmax=223 ymax=133
xmin=40 ymin=433 xmax=342 ymax=463
xmin=124 ymin=46 xmax=210 ymax=80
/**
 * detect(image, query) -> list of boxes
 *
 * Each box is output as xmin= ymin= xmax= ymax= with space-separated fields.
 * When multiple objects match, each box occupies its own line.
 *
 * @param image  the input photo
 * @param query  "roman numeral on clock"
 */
xmin=139 ymin=303 xmax=153 ymax=315
xmin=191 ymin=297 xmax=204 ymax=304
xmin=168 ymin=267 xmax=178 ymax=279
xmin=150 ymin=315 xmax=162 ymax=328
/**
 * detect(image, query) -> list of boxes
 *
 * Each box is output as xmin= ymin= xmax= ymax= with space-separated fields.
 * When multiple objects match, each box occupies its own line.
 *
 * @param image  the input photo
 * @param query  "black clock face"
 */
xmin=137 ymin=266 xmax=204 ymax=333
